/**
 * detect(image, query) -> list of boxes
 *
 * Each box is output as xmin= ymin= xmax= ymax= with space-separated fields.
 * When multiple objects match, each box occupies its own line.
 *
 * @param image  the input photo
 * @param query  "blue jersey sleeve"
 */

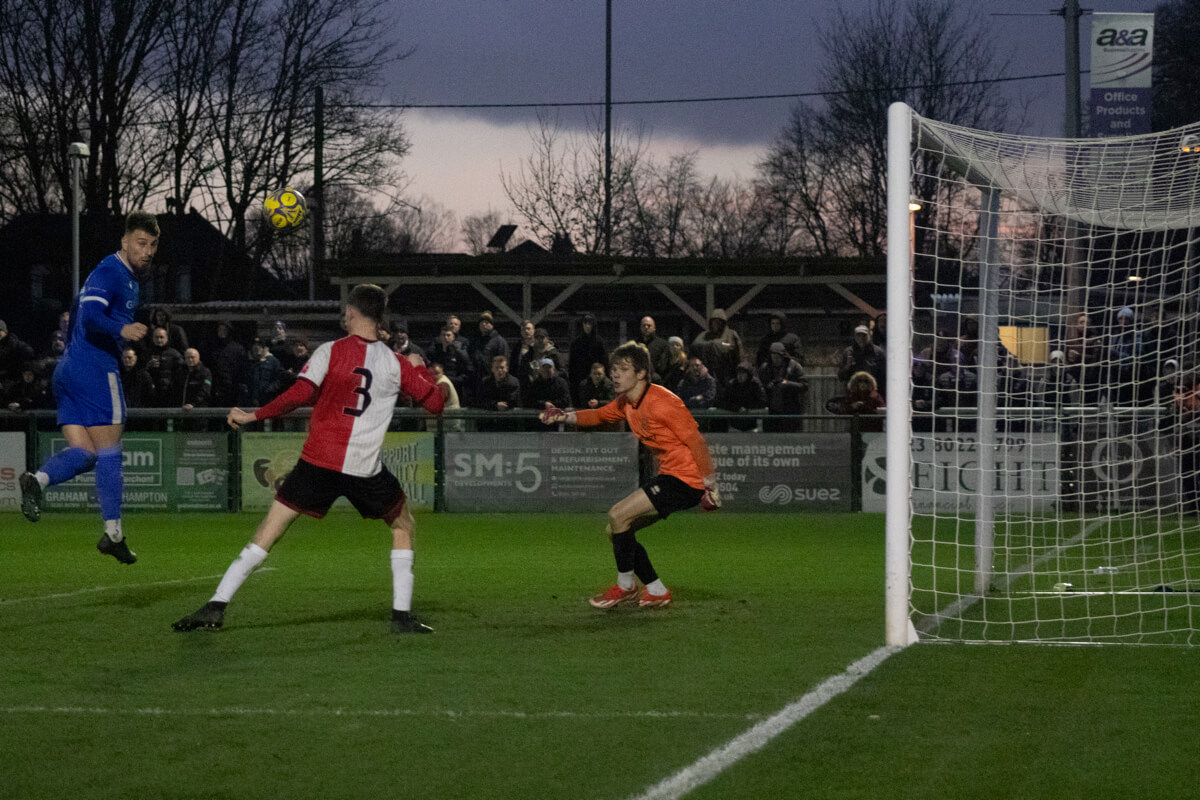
xmin=67 ymin=254 xmax=138 ymax=364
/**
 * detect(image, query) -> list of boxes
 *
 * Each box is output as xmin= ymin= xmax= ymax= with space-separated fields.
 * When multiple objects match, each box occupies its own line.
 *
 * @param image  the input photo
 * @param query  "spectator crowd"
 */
xmin=0 ymin=304 xmax=907 ymax=427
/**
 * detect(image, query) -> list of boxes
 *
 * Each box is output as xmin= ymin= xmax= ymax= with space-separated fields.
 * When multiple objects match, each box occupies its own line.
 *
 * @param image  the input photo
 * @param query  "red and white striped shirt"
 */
xmin=255 ymin=335 xmax=443 ymax=477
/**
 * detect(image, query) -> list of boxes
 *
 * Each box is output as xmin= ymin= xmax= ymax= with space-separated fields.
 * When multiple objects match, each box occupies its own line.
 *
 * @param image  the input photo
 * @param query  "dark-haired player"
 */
xmin=540 ymin=341 xmax=720 ymax=608
xmin=173 ymin=284 xmax=445 ymax=634
xmin=19 ymin=211 xmax=158 ymax=565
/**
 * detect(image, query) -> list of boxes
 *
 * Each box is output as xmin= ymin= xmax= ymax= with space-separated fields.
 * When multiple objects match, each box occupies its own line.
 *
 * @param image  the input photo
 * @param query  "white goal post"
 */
xmin=886 ymin=102 xmax=1200 ymax=646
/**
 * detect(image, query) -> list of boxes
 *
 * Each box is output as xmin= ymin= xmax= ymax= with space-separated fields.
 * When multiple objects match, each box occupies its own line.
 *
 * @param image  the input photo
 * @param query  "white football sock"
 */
xmin=391 ymin=549 xmax=415 ymax=612
xmin=212 ymin=543 xmax=269 ymax=604
xmin=645 ymin=579 xmax=667 ymax=596
xmin=104 ymin=519 xmax=123 ymax=543
xmin=35 ymin=471 xmax=50 ymax=489
xmin=617 ymin=571 xmax=636 ymax=591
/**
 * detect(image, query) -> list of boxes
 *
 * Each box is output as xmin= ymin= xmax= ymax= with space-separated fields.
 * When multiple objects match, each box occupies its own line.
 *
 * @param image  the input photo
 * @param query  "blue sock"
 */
xmin=40 ymin=446 xmax=98 ymax=487
xmin=95 ymin=445 xmax=124 ymax=522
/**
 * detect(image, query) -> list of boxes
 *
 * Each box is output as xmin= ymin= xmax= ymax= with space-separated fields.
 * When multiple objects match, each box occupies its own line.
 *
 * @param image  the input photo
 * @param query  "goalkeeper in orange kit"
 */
xmin=540 ymin=341 xmax=720 ymax=608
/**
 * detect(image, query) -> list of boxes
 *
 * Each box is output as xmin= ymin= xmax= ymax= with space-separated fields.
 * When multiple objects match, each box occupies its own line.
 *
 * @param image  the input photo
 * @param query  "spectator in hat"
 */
xmin=721 ymin=360 xmax=767 ymax=431
xmin=568 ymin=312 xmax=607 ymax=405
xmin=529 ymin=357 xmax=571 ymax=429
xmin=468 ymin=311 xmax=509 ymax=402
xmin=837 ymin=323 xmax=886 ymax=396
xmin=691 ymin=308 xmax=742 ymax=389
xmin=390 ymin=321 xmax=424 ymax=360
xmin=209 ymin=321 xmax=247 ymax=407
xmin=758 ymin=341 xmax=808 ymax=431
xmin=662 ymin=336 xmax=689 ymax=395
xmin=830 ymin=371 xmax=886 ymax=418
xmin=755 ymin=312 xmax=802 ymax=366
xmin=521 ymin=328 xmax=563 ymax=406
xmin=267 ymin=320 xmax=294 ymax=370
xmin=241 ymin=337 xmax=282 ymax=406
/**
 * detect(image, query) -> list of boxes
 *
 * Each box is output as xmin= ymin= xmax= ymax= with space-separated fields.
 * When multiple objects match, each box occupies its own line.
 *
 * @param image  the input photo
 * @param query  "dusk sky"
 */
xmin=379 ymin=1 xmax=1156 ymax=236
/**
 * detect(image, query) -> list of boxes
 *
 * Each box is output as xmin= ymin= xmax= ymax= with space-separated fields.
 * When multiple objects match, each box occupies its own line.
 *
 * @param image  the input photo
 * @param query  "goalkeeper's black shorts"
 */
xmin=642 ymin=473 xmax=704 ymax=519
xmin=276 ymin=458 xmax=408 ymax=524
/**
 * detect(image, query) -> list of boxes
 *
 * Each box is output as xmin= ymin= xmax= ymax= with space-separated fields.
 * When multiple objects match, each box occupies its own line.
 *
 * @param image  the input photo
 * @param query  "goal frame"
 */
xmin=885 ymin=100 xmax=1200 ymax=646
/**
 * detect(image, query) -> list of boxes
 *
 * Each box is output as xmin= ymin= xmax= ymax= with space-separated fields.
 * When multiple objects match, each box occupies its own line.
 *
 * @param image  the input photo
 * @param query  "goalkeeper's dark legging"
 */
xmin=611 ymin=529 xmax=657 ymax=585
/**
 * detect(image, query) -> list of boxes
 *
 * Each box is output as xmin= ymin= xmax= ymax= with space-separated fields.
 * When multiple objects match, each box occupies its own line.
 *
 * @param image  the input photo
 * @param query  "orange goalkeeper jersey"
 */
xmin=574 ymin=383 xmax=713 ymax=489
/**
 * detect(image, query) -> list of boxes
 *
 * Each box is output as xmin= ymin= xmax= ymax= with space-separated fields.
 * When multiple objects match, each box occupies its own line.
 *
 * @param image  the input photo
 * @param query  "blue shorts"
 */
xmin=54 ymin=356 xmax=126 ymax=427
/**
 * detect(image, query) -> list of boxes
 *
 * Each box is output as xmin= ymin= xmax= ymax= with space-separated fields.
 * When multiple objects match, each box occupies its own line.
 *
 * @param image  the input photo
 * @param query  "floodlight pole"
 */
xmin=311 ymin=86 xmax=325 ymax=302
xmin=1063 ymin=0 xmax=1082 ymax=138
xmin=68 ymin=142 xmax=89 ymax=298
xmin=603 ymin=0 xmax=612 ymax=256
xmin=1061 ymin=0 xmax=1085 ymax=317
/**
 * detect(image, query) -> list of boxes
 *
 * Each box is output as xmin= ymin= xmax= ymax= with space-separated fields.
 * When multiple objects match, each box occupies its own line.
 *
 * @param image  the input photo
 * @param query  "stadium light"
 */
xmin=1182 ymin=133 xmax=1200 ymax=153
xmin=908 ymin=195 xmax=922 ymax=212
xmin=68 ymin=142 xmax=89 ymax=298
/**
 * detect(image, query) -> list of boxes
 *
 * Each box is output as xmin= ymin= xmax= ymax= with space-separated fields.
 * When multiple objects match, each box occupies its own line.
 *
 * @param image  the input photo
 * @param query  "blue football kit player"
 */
xmin=19 ymin=211 xmax=159 ymax=564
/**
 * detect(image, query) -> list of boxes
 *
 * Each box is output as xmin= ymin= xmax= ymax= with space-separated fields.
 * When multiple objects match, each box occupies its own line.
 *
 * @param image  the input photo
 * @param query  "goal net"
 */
xmin=885 ymin=102 xmax=1200 ymax=645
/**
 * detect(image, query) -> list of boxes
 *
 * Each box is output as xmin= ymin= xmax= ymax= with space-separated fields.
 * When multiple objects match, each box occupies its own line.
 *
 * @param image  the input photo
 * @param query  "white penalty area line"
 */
xmin=628 ymin=646 xmax=897 ymax=800
xmin=0 ymin=705 xmax=762 ymax=722
xmin=0 ymin=569 xmax=276 ymax=606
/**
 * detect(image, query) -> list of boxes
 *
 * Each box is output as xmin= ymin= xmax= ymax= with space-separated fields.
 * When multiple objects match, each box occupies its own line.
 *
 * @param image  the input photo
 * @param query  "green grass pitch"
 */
xmin=2 ymin=511 xmax=1199 ymax=799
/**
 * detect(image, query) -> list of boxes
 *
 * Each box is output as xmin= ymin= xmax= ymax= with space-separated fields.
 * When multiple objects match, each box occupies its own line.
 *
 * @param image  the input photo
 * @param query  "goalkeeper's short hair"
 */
xmin=610 ymin=340 xmax=651 ymax=377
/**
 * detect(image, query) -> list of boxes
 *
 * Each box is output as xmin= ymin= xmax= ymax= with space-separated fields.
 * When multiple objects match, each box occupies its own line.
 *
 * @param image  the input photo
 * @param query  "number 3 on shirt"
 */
xmin=343 ymin=367 xmax=373 ymax=416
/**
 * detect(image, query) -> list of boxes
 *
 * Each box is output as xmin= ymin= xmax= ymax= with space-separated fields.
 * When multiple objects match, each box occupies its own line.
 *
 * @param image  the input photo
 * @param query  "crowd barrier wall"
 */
xmin=0 ymin=409 xmax=881 ymax=514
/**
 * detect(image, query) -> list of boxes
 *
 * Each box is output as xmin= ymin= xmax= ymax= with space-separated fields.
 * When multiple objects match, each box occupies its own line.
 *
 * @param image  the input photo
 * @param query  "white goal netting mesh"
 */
xmin=901 ymin=109 xmax=1200 ymax=644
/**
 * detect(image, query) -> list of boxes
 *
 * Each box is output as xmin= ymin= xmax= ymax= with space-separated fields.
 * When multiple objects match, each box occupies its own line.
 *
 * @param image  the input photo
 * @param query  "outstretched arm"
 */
xmin=227 ymin=377 xmax=318 ymax=429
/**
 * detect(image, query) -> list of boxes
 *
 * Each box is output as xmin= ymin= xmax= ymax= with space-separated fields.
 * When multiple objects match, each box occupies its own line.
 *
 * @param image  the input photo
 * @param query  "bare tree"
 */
xmin=759 ymin=0 xmax=1012 ymax=258
xmin=684 ymin=177 xmax=773 ymax=259
xmin=157 ymin=0 xmax=236 ymax=217
xmin=460 ymin=210 xmax=505 ymax=255
xmin=501 ymin=111 xmax=648 ymax=254
xmin=622 ymin=151 xmax=701 ymax=258
xmin=392 ymin=196 xmax=457 ymax=254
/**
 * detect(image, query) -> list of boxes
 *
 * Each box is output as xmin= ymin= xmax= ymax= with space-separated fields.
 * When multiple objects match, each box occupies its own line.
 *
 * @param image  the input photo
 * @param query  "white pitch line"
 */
xmin=628 ymin=646 xmax=898 ymax=800
xmin=0 ymin=569 xmax=276 ymax=605
xmin=0 ymin=705 xmax=762 ymax=722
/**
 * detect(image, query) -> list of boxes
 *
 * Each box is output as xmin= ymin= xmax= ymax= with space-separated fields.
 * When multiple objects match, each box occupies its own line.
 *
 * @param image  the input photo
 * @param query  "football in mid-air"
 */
xmin=264 ymin=187 xmax=307 ymax=230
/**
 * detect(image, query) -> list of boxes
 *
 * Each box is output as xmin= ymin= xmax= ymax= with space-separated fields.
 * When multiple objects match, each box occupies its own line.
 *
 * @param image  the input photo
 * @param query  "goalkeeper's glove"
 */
xmin=700 ymin=476 xmax=721 ymax=512
xmin=539 ymin=404 xmax=568 ymax=425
